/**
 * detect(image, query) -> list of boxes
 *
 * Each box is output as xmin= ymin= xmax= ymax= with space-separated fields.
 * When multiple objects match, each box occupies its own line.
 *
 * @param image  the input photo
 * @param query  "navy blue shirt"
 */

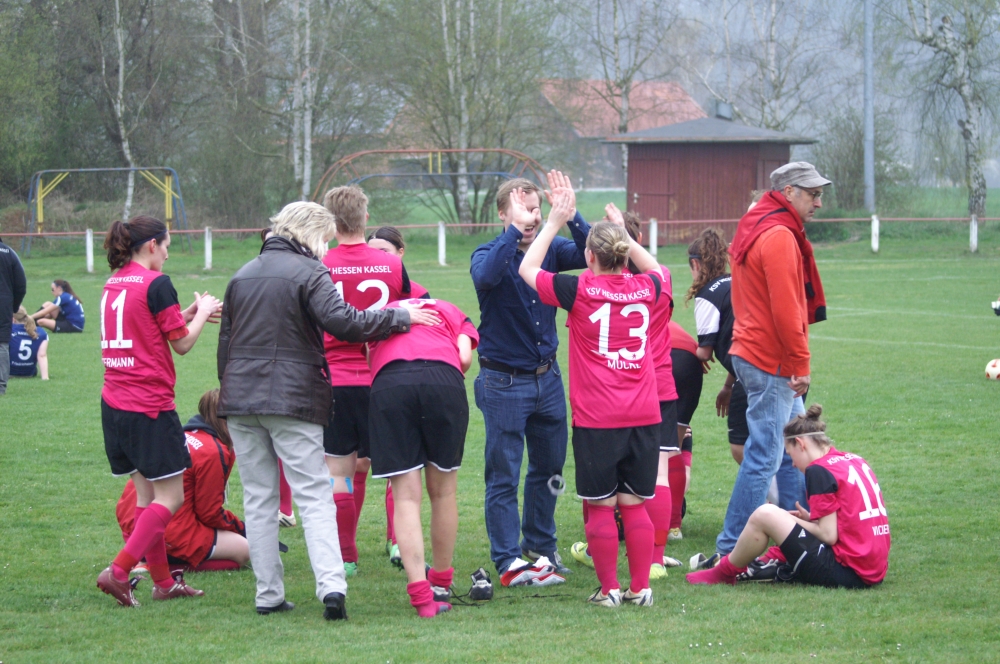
xmin=471 ymin=212 xmax=591 ymax=371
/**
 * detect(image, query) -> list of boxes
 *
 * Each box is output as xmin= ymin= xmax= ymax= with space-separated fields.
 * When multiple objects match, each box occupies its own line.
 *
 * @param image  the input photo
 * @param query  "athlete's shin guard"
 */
xmin=585 ymin=505 xmax=620 ymax=595
xmin=333 ymin=492 xmax=359 ymax=563
xmin=619 ymin=503 xmax=654 ymax=592
xmin=668 ymin=455 xmax=687 ymax=529
xmin=644 ymin=485 xmax=672 ymax=563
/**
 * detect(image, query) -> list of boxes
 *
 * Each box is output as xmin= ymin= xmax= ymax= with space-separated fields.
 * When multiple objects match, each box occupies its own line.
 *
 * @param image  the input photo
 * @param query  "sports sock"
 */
xmin=644 ymin=485 xmax=672 ymax=563
xmin=334 ymin=493 xmax=359 ymax=563
xmin=123 ymin=505 xmax=145 ymax=544
xmin=385 ymin=482 xmax=396 ymax=544
xmin=353 ymin=470 xmax=368 ymax=518
xmin=584 ymin=504 xmax=620 ymax=595
xmin=668 ymin=455 xmax=687 ymax=529
xmin=427 ymin=566 xmax=453 ymax=590
xmin=582 ymin=500 xmax=590 ymax=525
xmin=619 ymin=503 xmax=654 ymax=592
xmin=193 ymin=559 xmax=241 ymax=572
xmin=407 ymin=580 xmax=451 ymax=618
xmin=685 ymin=554 xmax=744 ymax=585
xmin=113 ymin=503 xmax=172 ymax=583
xmin=144 ymin=533 xmax=175 ymax=589
xmin=278 ymin=461 xmax=293 ymax=516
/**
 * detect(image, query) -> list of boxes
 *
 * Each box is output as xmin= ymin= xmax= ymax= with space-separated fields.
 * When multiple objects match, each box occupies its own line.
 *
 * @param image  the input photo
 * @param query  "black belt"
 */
xmin=479 ymin=357 xmax=553 ymax=376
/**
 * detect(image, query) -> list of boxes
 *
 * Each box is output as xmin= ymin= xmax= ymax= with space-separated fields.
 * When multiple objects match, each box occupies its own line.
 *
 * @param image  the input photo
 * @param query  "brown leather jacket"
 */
xmin=217 ymin=235 xmax=410 ymax=425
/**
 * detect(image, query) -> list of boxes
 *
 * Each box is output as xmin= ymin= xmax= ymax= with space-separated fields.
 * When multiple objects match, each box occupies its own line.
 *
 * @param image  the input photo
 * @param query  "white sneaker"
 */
xmin=500 ymin=557 xmax=565 ymax=587
xmin=663 ymin=555 xmax=682 ymax=568
xmin=622 ymin=587 xmax=653 ymax=606
xmin=668 ymin=528 xmax=683 ymax=541
xmin=689 ymin=552 xmax=722 ymax=571
xmin=587 ymin=587 xmax=622 ymax=608
xmin=278 ymin=511 xmax=296 ymax=528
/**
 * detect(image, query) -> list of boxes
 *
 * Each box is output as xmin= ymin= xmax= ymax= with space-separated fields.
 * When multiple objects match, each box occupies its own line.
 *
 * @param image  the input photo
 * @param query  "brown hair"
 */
xmin=587 ymin=222 xmax=631 ymax=271
xmin=496 ymin=178 xmax=541 ymax=214
xmin=622 ymin=211 xmax=642 ymax=243
xmin=323 ymin=185 xmax=369 ymax=236
xmin=367 ymin=225 xmax=405 ymax=251
xmin=104 ymin=215 xmax=168 ymax=270
xmin=198 ymin=389 xmax=233 ymax=449
xmin=13 ymin=306 xmax=37 ymax=339
xmin=686 ymin=228 xmax=729 ymax=303
xmin=783 ymin=404 xmax=832 ymax=448
xmin=53 ymin=279 xmax=81 ymax=304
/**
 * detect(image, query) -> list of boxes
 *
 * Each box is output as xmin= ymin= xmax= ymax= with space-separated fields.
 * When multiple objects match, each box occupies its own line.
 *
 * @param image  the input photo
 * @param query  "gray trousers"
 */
xmin=229 ymin=414 xmax=346 ymax=607
xmin=0 ymin=342 xmax=9 ymax=394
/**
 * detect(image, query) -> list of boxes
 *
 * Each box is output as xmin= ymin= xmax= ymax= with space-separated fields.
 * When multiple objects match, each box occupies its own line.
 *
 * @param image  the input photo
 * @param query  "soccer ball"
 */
xmin=986 ymin=360 xmax=1000 ymax=380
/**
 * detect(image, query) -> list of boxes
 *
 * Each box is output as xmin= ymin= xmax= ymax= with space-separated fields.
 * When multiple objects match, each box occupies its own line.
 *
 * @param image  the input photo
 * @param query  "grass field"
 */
xmin=1 ymin=228 xmax=999 ymax=663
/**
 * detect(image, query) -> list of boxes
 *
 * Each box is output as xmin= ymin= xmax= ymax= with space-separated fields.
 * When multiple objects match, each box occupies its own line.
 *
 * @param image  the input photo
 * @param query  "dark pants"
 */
xmin=474 ymin=362 xmax=568 ymax=573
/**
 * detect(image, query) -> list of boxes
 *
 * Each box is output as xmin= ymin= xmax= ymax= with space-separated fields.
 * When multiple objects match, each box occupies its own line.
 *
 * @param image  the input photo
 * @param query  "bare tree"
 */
xmin=902 ymin=0 xmax=995 ymax=217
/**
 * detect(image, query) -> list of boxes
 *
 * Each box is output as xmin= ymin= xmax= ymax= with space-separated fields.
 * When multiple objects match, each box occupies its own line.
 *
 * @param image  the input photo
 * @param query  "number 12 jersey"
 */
xmin=536 ymin=269 xmax=662 ymax=429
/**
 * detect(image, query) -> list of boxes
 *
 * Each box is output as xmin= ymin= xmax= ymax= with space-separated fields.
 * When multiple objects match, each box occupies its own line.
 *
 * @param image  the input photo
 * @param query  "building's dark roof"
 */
xmin=602 ymin=116 xmax=816 ymax=144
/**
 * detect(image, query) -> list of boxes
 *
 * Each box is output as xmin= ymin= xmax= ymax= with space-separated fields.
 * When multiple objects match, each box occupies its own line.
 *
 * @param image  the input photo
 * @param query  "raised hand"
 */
xmin=507 ymin=188 xmax=538 ymax=234
xmin=546 ymin=187 xmax=574 ymax=228
xmin=544 ymin=170 xmax=576 ymax=217
xmin=195 ymin=292 xmax=223 ymax=322
xmin=604 ymin=202 xmax=625 ymax=227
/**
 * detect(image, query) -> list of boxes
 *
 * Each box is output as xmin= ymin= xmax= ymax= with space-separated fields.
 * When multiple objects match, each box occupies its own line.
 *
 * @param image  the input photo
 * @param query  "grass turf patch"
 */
xmin=1 ymin=229 xmax=998 ymax=662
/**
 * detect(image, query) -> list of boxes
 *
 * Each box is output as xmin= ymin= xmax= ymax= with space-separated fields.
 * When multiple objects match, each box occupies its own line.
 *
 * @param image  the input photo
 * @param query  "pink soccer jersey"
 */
xmin=624 ymin=265 xmax=677 ymax=402
xmin=668 ymin=320 xmax=699 ymax=356
xmin=536 ymin=270 xmax=662 ymax=429
xmin=367 ymin=298 xmax=479 ymax=378
xmin=323 ymin=242 xmax=407 ymax=385
xmin=409 ymin=280 xmax=429 ymax=298
xmin=806 ymin=448 xmax=891 ymax=584
xmin=100 ymin=261 xmax=188 ymax=417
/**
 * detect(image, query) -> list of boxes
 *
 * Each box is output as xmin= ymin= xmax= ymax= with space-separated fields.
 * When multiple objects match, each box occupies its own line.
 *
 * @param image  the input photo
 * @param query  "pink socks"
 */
xmin=644 ymin=485 xmax=672 ymax=563
xmin=427 ymin=566 xmax=453 ymax=590
xmin=619 ymin=503 xmax=653 ymax=592
xmin=407 ymin=580 xmax=451 ymax=618
xmin=385 ymin=482 xmax=396 ymax=544
xmin=113 ymin=503 xmax=173 ymax=586
xmin=685 ymin=554 xmax=745 ymax=585
xmin=352 ymin=470 xmax=368 ymax=519
xmin=585 ymin=505 xmax=621 ymax=594
xmin=668 ymin=455 xmax=687 ymax=529
xmin=333 ymin=493 xmax=359 ymax=563
xmin=278 ymin=461 xmax=293 ymax=516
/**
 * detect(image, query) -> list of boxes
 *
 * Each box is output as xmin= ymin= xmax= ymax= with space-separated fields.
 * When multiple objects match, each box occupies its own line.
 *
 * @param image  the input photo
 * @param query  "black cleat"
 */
xmin=469 ymin=567 xmax=494 ymax=601
xmin=323 ymin=592 xmax=348 ymax=620
xmin=257 ymin=600 xmax=295 ymax=615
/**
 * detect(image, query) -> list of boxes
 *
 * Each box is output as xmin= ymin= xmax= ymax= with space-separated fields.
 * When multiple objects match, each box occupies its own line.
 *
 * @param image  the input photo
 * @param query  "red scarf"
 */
xmin=729 ymin=190 xmax=826 ymax=324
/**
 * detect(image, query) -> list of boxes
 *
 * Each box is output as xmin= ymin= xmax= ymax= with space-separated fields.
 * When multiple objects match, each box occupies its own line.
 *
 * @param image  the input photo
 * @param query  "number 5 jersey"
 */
xmin=536 ymin=269 xmax=662 ymax=429
xmin=806 ymin=448 xmax=891 ymax=584
xmin=101 ymin=262 xmax=188 ymax=417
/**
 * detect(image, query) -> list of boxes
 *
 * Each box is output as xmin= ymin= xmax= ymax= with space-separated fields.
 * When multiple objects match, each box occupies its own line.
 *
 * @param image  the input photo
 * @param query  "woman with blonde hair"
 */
xmin=218 ymin=201 xmax=440 ymax=619
xmin=9 ymin=306 xmax=49 ymax=380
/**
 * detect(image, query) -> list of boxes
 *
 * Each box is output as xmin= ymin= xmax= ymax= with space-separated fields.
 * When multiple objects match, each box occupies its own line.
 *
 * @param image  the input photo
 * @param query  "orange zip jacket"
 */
xmin=729 ymin=226 xmax=810 ymax=377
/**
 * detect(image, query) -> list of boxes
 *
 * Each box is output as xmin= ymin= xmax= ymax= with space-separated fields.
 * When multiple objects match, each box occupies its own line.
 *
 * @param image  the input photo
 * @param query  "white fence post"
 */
xmin=85 ymin=228 xmax=94 ymax=273
xmin=870 ymin=215 xmax=879 ymax=253
xmin=204 ymin=227 xmax=213 ymax=270
xmin=970 ymin=214 xmax=978 ymax=253
xmin=648 ymin=218 xmax=658 ymax=257
xmin=438 ymin=221 xmax=447 ymax=266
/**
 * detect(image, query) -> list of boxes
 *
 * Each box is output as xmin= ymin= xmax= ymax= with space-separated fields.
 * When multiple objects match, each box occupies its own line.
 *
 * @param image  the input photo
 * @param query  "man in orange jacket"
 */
xmin=714 ymin=162 xmax=829 ymax=556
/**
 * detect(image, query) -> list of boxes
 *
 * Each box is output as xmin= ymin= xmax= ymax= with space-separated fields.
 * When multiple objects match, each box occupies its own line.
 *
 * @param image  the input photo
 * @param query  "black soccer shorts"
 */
xmin=572 ymin=424 xmax=659 ymax=500
xmin=779 ymin=524 xmax=870 ymax=589
xmin=102 ymin=399 xmax=190 ymax=480
xmin=324 ymin=386 xmax=371 ymax=459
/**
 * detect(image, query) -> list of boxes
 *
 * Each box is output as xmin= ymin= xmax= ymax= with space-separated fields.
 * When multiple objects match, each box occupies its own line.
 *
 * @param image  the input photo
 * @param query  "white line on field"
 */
xmin=811 ymin=335 xmax=997 ymax=351
xmin=828 ymin=307 xmax=990 ymax=320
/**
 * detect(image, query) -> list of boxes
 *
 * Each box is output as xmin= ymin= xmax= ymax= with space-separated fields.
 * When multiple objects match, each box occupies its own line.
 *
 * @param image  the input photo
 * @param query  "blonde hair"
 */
xmin=270 ymin=202 xmax=335 ymax=260
xmin=13 ymin=306 xmax=37 ymax=339
xmin=587 ymin=222 xmax=631 ymax=271
xmin=496 ymin=178 xmax=541 ymax=214
xmin=323 ymin=185 xmax=369 ymax=236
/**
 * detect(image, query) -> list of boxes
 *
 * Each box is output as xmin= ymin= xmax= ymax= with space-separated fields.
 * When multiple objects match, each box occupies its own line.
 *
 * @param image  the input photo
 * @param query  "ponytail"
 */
xmin=104 ymin=215 xmax=168 ymax=270
xmin=686 ymin=228 xmax=730 ymax=303
xmin=784 ymin=404 xmax=833 ymax=448
xmin=586 ymin=222 xmax=631 ymax=272
xmin=13 ymin=306 xmax=37 ymax=339
xmin=53 ymin=279 xmax=81 ymax=304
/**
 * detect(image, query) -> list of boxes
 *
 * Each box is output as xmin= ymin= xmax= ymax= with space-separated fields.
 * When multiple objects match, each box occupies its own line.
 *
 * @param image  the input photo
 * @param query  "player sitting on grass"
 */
xmin=117 ymin=389 xmax=249 ymax=574
xmin=686 ymin=405 xmax=890 ymax=588
xmin=366 ymin=296 xmax=478 ymax=618
xmin=519 ymin=188 xmax=664 ymax=608
xmin=32 ymin=279 xmax=85 ymax=333
xmin=9 ymin=306 xmax=49 ymax=380
xmin=96 ymin=215 xmax=222 ymax=607
xmin=321 ymin=187 xmax=412 ymax=577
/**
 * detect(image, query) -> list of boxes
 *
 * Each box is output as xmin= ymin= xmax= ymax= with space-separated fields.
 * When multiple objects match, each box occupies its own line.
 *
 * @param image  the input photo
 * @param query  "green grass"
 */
xmin=2 ymin=230 xmax=999 ymax=662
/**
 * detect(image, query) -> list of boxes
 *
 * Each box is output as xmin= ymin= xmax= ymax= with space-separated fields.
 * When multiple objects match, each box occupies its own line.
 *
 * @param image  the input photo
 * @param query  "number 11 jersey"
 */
xmin=100 ymin=261 xmax=188 ymax=417
xmin=322 ymin=242 xmax=407 ymax=385
xmin=536 ymin=269 xmax=662 ymax=429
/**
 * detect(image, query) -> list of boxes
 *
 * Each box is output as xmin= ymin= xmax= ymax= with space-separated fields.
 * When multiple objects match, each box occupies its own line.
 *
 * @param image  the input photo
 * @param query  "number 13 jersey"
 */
xmin=536 ymin=269 xmax=662 ymax=429
xmin=322 ymin=243 xmax=407 ymax=385
xmin=100 ymin=262 xmax=188 ymax=417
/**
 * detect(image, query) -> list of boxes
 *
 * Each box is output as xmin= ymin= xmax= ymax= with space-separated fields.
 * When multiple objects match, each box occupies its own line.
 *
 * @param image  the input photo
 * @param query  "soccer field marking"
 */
xmin=828 ymin=307 xmax=990 ymax=320
xmin=811 ymin=335 xmax=996 ymax=351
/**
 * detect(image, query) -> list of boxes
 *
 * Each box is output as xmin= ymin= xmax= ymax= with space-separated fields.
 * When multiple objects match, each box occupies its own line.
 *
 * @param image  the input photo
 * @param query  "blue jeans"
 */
xmin=716 ymin=355 xmax=807 ymax=554
xmin=474 ymin=362 xmax=568 ymax=573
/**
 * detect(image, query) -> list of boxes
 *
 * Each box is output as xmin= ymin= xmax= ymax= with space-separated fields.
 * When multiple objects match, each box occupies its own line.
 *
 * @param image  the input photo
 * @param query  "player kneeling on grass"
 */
xmin=366 ymin=297 xmax=479 ymax=618
xmin=519 ymin=188 xmax=664 ymax=608
xmin=96 ymin=215 xmax=223 ymax=607
xmin=117 ymin=389 xmax=249 ymax=574
xmin=686 ymin=405 xmax=890 ymax=588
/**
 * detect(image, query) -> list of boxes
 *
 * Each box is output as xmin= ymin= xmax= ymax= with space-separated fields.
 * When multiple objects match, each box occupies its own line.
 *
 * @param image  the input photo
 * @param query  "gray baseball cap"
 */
xmin=770 ymin=161 xmax=831 ymax=190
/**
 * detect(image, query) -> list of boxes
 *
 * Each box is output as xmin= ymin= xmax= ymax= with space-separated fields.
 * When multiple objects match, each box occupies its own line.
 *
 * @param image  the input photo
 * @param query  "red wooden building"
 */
xmin=604 ymin=115 xmax=815 ymax=244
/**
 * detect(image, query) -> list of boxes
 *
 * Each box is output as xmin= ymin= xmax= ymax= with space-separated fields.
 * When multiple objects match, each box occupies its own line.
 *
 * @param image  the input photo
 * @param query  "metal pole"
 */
xmin=649 ymin=218 xmax=658 ymax=257
xmin=870 ymin=215 xmax=879 ymax=253
xmin=438 ymin=221 xmax=447 ymax=266
xmin=204 ymin=227 xmax=213 ymax=270
xmin=86 ymin=229 xmax=94 ymax=272
xmin=863 ymin=0 xmax=875 ymax=212
xmin=970 ymin=215 xmax=978 ymax=253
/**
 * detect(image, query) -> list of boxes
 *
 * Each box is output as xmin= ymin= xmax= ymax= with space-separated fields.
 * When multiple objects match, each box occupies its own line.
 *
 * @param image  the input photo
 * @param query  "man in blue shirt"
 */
xmin=471 ymin=171 xmax=590 ymax=586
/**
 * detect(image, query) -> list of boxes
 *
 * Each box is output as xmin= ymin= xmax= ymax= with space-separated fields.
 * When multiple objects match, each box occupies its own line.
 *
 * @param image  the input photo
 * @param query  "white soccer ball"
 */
xmin=986 ymin=359 xmax=1000 ymax=380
